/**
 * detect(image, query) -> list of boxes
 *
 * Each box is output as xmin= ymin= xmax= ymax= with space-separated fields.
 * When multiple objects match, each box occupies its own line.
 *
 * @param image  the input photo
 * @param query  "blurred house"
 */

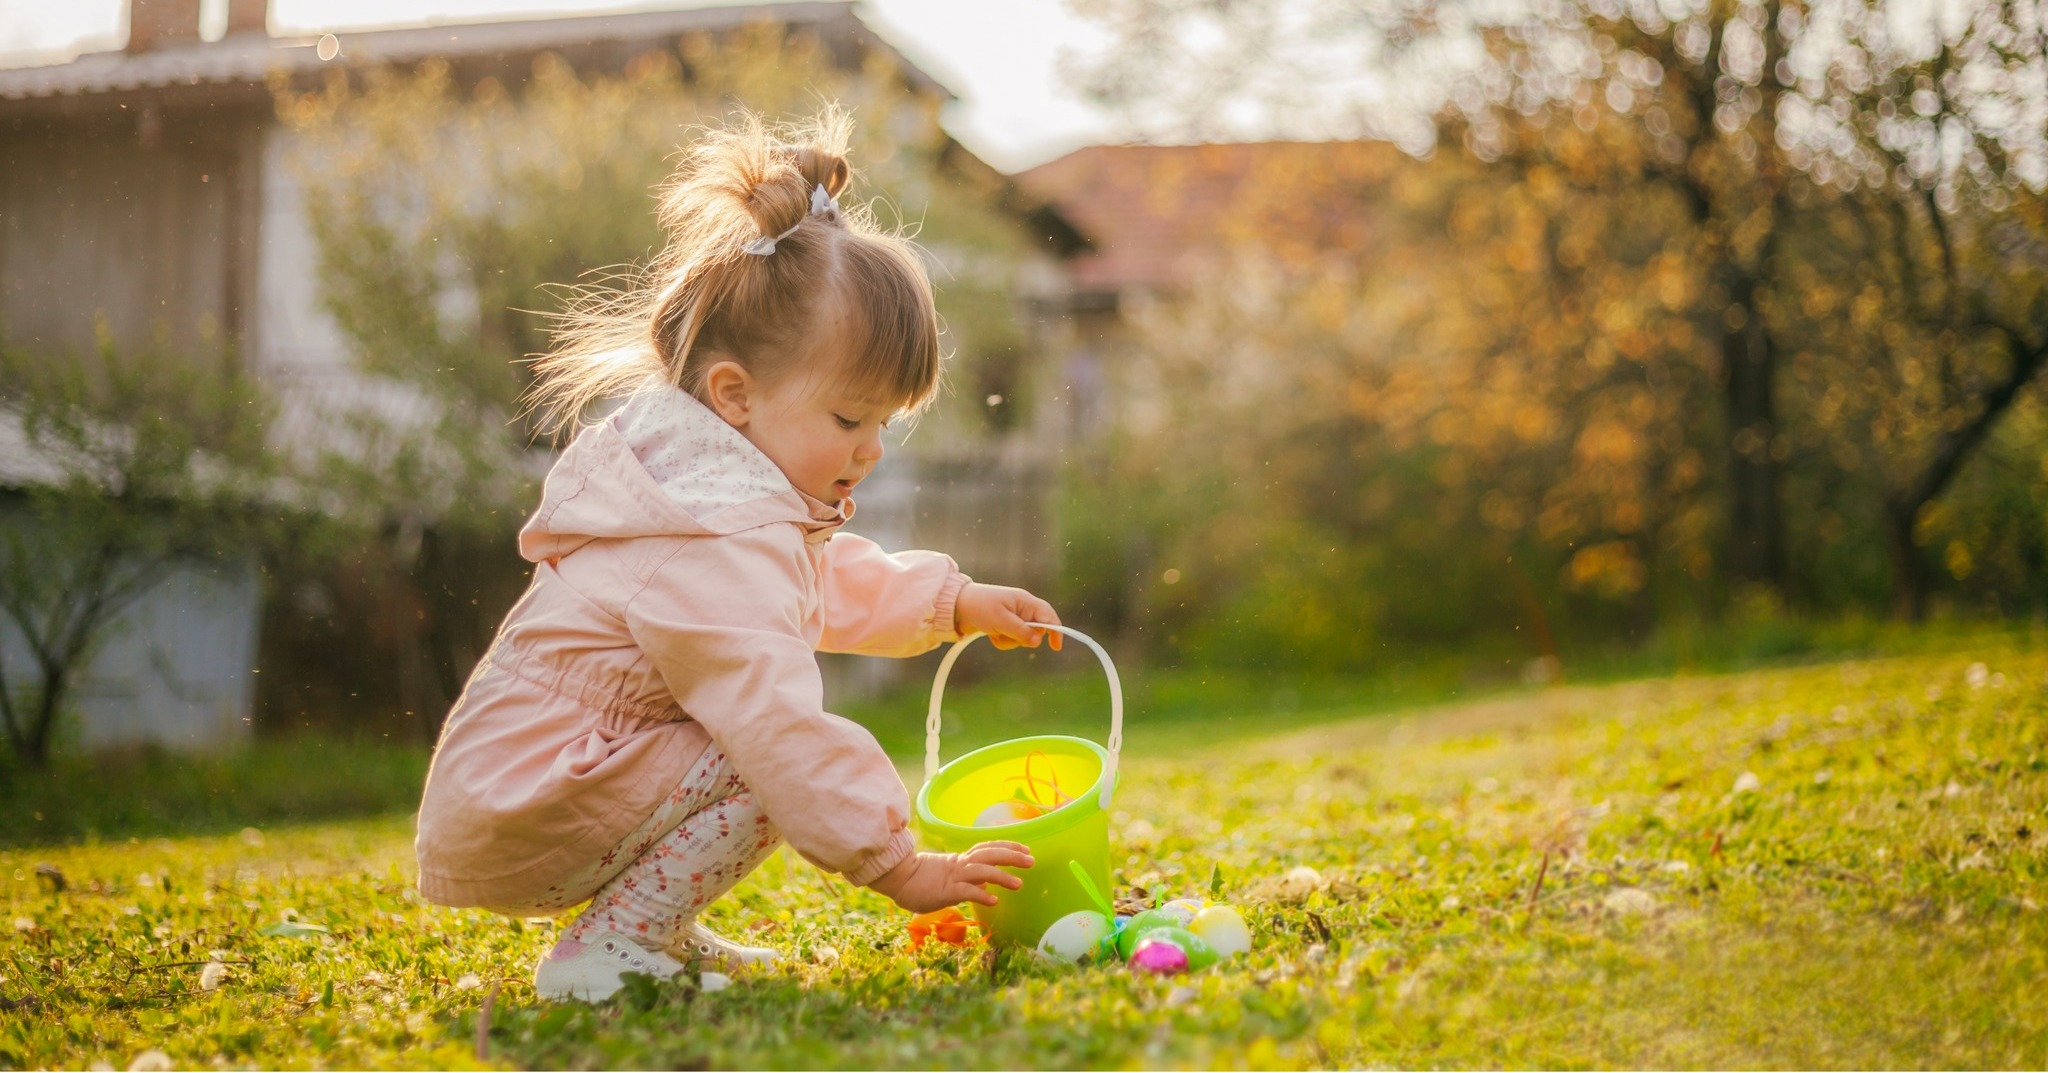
xmin=0 ymin=0 xmax=1087 ymax=749
xmin=0 ymin=421 xmax=263 ymax=753
xmin=1017 ymin=141 xmax=1394 ymax=446
xmin=1012 ymin=141 xmax=1399 ymax=651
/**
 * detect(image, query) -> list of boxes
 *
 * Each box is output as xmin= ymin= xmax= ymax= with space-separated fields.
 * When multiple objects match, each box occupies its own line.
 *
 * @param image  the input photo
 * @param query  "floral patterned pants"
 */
xmin=508 ymin=746 xmax=782 ymax=956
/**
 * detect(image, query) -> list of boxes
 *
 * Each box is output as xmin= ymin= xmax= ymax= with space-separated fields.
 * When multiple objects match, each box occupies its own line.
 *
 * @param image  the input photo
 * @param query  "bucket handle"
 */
xmin=924 ymin=622 xmax=1123 ymax=810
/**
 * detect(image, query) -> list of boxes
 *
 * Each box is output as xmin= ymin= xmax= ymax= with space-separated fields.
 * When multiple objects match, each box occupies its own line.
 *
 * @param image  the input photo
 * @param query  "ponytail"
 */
xmin=527 ymin=107 xmax=939 ymax=439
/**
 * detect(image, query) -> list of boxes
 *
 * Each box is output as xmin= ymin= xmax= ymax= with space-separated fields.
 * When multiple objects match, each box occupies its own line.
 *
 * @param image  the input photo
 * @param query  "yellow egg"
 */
xmin=1189 ymin=904 xmax=1252 ymax=958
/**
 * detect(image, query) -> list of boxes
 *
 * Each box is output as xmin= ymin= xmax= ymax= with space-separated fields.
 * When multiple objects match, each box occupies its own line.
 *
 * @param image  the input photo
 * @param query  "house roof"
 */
xmin=0 ymin=2 xmax=939 ymax=106
xmin=0 ymin=2 xmax=1089 ymax=256
xmin=1016 ymin=140 xmax=1399 ymax=295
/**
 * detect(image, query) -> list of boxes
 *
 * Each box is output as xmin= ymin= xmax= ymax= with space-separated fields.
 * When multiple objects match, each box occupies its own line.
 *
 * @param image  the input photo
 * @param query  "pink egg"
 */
xmin=1128 ymin=936 xmax=1190 ymax=975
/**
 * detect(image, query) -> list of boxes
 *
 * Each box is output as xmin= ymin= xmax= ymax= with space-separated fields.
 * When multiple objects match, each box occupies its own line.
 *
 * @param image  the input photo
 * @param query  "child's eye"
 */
xmin=834 ymin=414 xmax=860 ymax=430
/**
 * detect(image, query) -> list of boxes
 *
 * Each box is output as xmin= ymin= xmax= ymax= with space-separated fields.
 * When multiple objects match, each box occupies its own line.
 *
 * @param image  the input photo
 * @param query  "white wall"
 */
xmin=0 ymin=543 xmax=261 ymax=754
xmin=251 ymin=122 xmax=355 ymax=385
xmin=67 ymin=558 xmax=263 ymax=751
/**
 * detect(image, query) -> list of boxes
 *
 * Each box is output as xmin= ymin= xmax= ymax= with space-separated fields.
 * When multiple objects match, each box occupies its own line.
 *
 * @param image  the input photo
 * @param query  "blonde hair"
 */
xmin=526 ymin=108 xmax=941 ymax=437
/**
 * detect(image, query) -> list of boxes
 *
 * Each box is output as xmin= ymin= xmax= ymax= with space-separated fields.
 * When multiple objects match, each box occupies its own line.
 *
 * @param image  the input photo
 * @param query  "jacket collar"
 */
xmin=518 ymin=386 xmax=853 ymax=564
xmin=613 ymin=386 xmax=851 ymax=542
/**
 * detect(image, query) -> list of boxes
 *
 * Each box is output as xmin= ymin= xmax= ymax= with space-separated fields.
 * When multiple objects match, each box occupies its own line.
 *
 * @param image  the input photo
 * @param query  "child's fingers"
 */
xmin=979 ymin=589 xmax=1062 ymax=651
xmin=963 ymin=844 xmax=1034 ymax=870
xmin=1026 ymin=598 xmax=1062 ymax=651
xmin=1010 ymin=595 xmax=1064 ymax=650
xmin=964 ymin=840 xmax=1034 ymax=860
xmin=945 ymin=844 xmax=1032 ymax=905
xmin=956 ymin=863 xmax=1025 ymax=891
xmin=987 ymin=603 xmax=1035 ymax=650
xmin=959 ymin=884 xmax=1002 ymax=906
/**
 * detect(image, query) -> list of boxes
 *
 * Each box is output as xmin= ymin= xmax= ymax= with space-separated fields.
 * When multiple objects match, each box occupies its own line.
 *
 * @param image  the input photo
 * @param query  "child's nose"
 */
xmin=856 ymin=427 xmax=884 ymax=462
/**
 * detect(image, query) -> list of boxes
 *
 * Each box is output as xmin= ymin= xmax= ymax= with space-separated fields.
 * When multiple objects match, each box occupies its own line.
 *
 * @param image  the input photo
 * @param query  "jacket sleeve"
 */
xmin=624 ymin=526 xmax=915 ymax=887
xmin=814 ymin=532 xmax=972 ymax=658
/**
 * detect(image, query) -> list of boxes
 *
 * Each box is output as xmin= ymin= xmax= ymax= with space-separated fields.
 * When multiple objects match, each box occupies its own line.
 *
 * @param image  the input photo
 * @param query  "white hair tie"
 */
xmin=742 ymin=183 xmax=840 ymax=256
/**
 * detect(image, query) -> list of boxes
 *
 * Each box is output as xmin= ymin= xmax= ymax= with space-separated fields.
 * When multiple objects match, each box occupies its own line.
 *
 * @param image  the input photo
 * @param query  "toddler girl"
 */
xmin=414 ymin=110 xmax=1056 ymax=1002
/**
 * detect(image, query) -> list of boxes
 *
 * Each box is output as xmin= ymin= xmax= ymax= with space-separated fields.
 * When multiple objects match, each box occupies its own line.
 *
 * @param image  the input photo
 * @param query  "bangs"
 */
xmin=829 ymin=237 xmax=942 ymax=416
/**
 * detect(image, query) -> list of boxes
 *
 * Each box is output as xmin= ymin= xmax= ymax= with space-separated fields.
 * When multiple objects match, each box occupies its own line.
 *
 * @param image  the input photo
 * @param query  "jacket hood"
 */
xmin=519 ymin=387 xmax=850 ymax=562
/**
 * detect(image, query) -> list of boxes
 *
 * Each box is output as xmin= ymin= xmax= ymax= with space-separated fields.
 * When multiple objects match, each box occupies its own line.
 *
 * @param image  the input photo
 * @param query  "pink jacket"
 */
xmin=415 ymin=388 xmax=969 ymax=909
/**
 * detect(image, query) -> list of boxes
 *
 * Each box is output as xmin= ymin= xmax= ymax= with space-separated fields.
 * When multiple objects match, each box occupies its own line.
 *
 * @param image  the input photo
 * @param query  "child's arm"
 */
xmin=816 ymin=532 xmax=1063 ymax=655
xmin=627 ymin=526 xmax=915 ymax=888
xmin=813 ymin=532 xmax=969 ymax=656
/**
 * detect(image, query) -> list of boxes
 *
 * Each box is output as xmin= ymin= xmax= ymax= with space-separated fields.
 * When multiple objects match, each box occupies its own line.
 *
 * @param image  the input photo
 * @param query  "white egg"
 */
xmin=1189 ymin=904 xmax=1252 ymax=958
xmin=1157 ymin=898 xmax=1204 ymax=926
xmin=973 ymin=800 xmax=1041 ymax=827
xmin=1035 ymin=910 xmax=1111 ymax=963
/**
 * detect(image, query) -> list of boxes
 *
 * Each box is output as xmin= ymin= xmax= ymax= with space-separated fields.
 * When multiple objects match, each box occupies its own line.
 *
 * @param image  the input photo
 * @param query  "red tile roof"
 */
xmin=1017 ymin=140 xmax=1403 ymax=295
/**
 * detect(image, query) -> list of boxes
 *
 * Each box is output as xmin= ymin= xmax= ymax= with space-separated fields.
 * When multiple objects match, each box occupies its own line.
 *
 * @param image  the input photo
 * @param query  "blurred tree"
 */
xmin=272 ymin=23 xmax=1042 ymax=727
xmin=1913 ymin=398 xmax=2048 ymax=617
xmin=0 ymin=330 xmax=273 ymax=768
xmin=1783 ymin=181 xmax=2048 ymax=618
xmin=1066 ymin=140 xmax=1721 ymax=665
xmin=1770 ymin=7 xmax=2048 ymax=618
xmin=1077 ymin=0 xmax=2048 ymax=621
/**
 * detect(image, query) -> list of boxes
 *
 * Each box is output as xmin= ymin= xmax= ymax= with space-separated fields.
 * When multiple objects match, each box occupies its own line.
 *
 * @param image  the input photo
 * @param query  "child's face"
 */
xmin=739 ymin=370 xmax=896 ymax=507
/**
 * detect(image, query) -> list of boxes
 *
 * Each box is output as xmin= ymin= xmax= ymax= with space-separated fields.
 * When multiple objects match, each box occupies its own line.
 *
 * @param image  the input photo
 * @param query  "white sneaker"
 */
xmin=673 ymin=920 xmax=783 ymax=972
xmin=533 ymin=931 xmax=686 ymax=1003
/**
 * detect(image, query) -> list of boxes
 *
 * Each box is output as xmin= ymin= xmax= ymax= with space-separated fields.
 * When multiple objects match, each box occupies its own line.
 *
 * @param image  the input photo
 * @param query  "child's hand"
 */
xmin=955 ymin=583 xmax=1063 ymax=651
xmin=869 ymin=842 xmax=1034 ymax=914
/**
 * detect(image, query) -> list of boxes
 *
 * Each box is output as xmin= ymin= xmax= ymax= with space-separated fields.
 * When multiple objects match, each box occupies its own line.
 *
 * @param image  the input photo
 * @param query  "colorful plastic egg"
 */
xmin=1128 ymin=936 xmax=1190 ymax=975
xmin=1113 ymin=909 xmax=1179 ymax=959
xmin=1139 ymin=925 xmax=1220 ymax=970
xmin=1035 ymin=910 xmax=1111 ymax=963
xmin=973 ymin=799 xmax=1044 ymax=827
xmin=1157 ymin=898 xmax=1204 ymax=926
xmin=1105 ymin=915 xmax=1132 ymax=956
xmin=1189 ymin=904 xmax=1252 ymax=958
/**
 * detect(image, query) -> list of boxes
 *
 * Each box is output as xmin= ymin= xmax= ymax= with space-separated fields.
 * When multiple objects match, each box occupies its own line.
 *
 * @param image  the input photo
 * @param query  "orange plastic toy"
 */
xmin=1006 ymin=749 xmax=1075 ymax=809
xmin=907 ymin=907 xmax=986 ymax=950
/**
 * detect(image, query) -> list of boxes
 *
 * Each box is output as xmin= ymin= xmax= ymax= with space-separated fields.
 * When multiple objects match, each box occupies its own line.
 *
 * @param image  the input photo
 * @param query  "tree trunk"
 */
xmin=1627 ymin=530 xmax=1659 ymax=642
xmin=1504 ymin=554 xmax=1562 ymax=673
xmin=385 ymin=522 xmax=445 ymax=748
xmin=20 ymin=660 xmax=73 ymax=770
xmin=1721 ymin=280 xmax=1787 ymax=597
xmin=1882 ymin=332 xmax=2048 ymax=621
xmin=1883 ymin=497 xmax=1929 ymax=623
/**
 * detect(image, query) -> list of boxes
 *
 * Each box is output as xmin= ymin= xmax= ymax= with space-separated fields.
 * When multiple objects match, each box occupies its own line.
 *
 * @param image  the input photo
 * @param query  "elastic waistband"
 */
xmin=483 ymin=644 xmax=684 ymax=728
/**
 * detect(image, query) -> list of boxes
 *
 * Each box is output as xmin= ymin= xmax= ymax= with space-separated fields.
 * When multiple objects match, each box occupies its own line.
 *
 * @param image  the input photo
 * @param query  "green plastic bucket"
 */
xmin=913 ymin=624 xmax=1124 ymax=949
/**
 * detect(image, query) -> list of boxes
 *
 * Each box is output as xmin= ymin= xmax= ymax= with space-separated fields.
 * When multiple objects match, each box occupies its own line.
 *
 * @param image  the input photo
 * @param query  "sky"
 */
xmin=0 ymin=0 xmax=1127 ymax=173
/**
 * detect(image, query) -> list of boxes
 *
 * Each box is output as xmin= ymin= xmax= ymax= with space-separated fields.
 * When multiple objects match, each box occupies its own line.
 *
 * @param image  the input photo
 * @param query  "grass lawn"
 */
xmin=4 ymin=634 xmax=2045 ymax=1069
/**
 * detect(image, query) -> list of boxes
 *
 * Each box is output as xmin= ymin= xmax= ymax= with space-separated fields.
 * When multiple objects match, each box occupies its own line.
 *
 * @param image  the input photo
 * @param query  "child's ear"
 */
xmin=702 ymin=359 xmax=754 ymax=427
